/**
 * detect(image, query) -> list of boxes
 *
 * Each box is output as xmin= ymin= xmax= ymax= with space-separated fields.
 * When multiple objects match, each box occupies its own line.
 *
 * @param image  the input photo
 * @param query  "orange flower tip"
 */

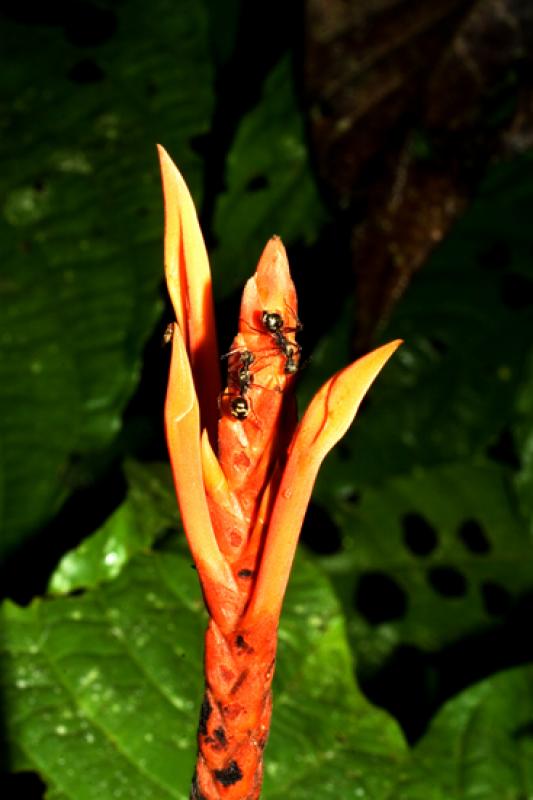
xmin=157 ymin=144 xmax=179 ymax=187
xmin=313 ymin=338 xmax=402 ymax=446
xmin=239 ymin=237 xmax=297 ymax=332
xmin=157 ymin=145 xmax=191 ymax=208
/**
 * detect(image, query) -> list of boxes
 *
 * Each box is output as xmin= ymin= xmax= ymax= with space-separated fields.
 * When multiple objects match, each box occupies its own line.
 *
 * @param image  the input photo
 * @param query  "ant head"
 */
xmin=230 ymin=396 xmax=249 ymax=420
xmin=262 ymin=311 xmax=284 ymax=333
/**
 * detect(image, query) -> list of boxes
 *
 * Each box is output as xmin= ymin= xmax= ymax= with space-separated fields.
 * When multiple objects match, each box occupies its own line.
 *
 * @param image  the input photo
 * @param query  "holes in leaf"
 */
xmin=457 ymin=518 xmax=490 ymax=554
xmin=501 ymin=272 xmax=533 ymax=309
xmin=427 ymin=566 xmax=467 ymax=598
xmin=64 ymin=3 xmax=117 ymax=47
xmin=245 ymin=174 xmax=268 ymax=192
xmin=486 ymin=427 xmax=520 ymax=469
xmin=67 ymin=58 xmax=105 ymax=83
xmin=481 ymin=581 xmax=511 ymax=617
xmin=355 ymin=572 xmax=407 ymax=624
xmin=343 ymin=489 xmax=361 ymax=506
xmin=300 ymin=502 xmax=342 ymax=555
xmin=428 ymin=336 xmax=448 ymax=356
xmin=402 ymin=512 xmax=438 ymax=557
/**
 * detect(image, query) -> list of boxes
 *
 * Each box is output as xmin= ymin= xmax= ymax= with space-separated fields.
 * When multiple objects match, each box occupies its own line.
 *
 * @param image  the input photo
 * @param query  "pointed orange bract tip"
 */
xmin=240 ymin=237 xmax=298 ymax=335
xmin=157 ymin=145 xmax=220 ymax=443
xmin=245 ymin=339 xmax=402 ymax=623
xmin=157 ymin=144 xmax=186 ymax=336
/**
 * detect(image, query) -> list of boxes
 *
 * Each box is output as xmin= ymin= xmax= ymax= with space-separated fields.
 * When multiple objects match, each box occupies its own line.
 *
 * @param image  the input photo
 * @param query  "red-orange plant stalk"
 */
xmin=158 ymin=145 xmax=401 ymax=800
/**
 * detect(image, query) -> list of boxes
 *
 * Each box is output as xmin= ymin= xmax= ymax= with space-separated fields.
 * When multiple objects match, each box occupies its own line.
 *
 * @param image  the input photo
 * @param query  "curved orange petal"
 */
xmin=245 ymin=339 xmax=402 ymax=624
xmin=165 ymin=323 xmax=239 ymax=629
xmin=157 ymin=145 xmax=220 ymax=442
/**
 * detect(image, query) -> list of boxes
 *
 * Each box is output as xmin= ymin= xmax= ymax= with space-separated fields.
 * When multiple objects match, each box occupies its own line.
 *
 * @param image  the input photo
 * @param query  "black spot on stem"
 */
xmin=213 ymin=727 xmax=227 ymax=747
xmin=214 ymin=761 xmax=243 ymax=786
xmin=235 ymin=634 xmax=253 ymax=653
xmin=198 ymin=695 xmax=212 ymax=737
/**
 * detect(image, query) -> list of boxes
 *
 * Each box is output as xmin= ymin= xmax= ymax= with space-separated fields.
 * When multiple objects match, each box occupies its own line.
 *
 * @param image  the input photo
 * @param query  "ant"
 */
xmin=261 ymin=310 xmax=302 ymax=375
xmin=162 ymin=322 xmax=175 ymax=346
xmin=222 ymin=349 xmax=255 ymax=420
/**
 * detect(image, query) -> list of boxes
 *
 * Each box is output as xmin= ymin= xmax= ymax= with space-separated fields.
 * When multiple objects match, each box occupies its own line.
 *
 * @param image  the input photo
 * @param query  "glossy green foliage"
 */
xmin=3 ymin=493 xmax=533 ymax=797
xmin=1 ymin=547 xmax=405 ymax=799
xmin=398 ymin=666 xmax=533 ymax=799
xmin=0 ymin=0 xmax=213 ymax=556
xmin=320 ymin=462 xmax=531 ymax=667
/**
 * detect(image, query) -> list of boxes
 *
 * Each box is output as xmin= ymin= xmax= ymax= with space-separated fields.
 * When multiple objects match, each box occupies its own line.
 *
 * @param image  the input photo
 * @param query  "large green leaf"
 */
xmin=0 ymin=1 xmax=213 ymax=556
xmin=1 ymin=550 xmax=406 ymax=798
xmin=400 ymin=665 xmax=533 ymax=799
xmin=293 ymin=155 xmax=533 ymax=679
xmin=211 ymin=56 xmax=328 ymax=298
xmin=317 ymin=462 xmax=533 ymax=672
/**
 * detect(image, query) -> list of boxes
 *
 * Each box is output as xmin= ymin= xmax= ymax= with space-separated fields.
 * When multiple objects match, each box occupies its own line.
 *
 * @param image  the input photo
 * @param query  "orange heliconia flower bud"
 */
xmin=158 ymin=145 xmax=401 ymax=800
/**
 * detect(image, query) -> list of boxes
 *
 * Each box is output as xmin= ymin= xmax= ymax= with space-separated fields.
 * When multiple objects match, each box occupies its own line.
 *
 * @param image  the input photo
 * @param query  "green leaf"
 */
xmin=212 ymin=56 xmax=328 ymax=299
xmin=400 ymin=665 xmax=533 ymax=799
xmin=0 ymin=0 xmax=214 ymax=556
xmin=1 ymin=553 xmax=204 ymax=799
xmin=48 ymin=461 xmax=181 ymax=595
xmin=318 ymin=461 xmax=532 ymax=671
xmin=1 ymin=550 xmax=406 ymax=798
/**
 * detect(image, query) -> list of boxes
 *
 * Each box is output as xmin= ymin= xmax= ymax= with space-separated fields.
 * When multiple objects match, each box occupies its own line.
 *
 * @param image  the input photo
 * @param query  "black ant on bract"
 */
xmin=221 ymin=306 xmax=302 ymax=420
xmin=222 ymin=348 xmax=255 ymax=420
xmin=261 ymin=309 xmax=302 ymax=375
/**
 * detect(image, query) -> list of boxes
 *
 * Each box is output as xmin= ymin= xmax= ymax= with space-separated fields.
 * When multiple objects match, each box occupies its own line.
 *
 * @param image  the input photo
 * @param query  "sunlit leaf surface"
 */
xmin=1 ymin=552 xmax=406 ymax=799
